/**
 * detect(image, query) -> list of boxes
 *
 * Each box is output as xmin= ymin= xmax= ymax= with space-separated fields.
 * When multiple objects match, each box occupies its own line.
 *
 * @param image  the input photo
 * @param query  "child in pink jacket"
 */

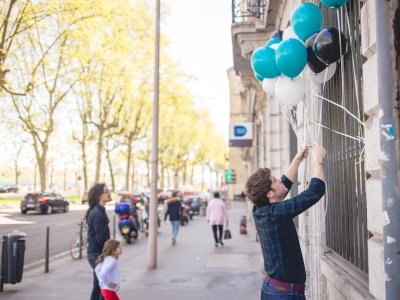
xmin=206 ymin=192 xmax=228 ymax=247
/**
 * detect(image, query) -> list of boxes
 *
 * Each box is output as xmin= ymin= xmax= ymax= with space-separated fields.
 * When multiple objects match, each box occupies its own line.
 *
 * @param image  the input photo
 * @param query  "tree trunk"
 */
xmin=160 ymin=162 xmax=165 ymax=188
xmin=146 ymin=160 xmax=150 ymax=188
xmin=125 ymin=141 xmax=132 ymax=190
xmin=131 ymin=159 xmax=135 ymax=191
xmin=63 ymin=165 xmax=67 ymax=191
xmin=183 ymin=161 xmax=187 ymax=186
xmin=38 ymin=156 xmax=47 ymax=192
xmin=95 ymin=128 xmax=104 ymax=183
xmin=14 ymin=161 xmax=21 ymax=186
xmin=82 ymin=143 xmax=88 ymax=192
xmin=201 ymin=165 xmax=205 ymax=191
xmin=190 ymin=163 xmax=195 ymax=186
xmin=106 ymin=149 xmax=115 ymax=192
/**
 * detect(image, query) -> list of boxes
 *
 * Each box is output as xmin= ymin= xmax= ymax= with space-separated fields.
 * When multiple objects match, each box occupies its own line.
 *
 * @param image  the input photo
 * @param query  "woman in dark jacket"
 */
xmin=164 ymin=192 xmax=182 ymax=245
xmin=85 ymin=183 xmax=111 ymax=300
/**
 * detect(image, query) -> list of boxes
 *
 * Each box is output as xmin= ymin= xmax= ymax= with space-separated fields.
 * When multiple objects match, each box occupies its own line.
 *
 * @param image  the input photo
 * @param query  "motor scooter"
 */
xmin=180 ymin=202 xmax=190 ymax=225
xmin=115 ymin=202 xmax=139 ymax=244
xmin=141 ymin=204 xmax=161 ymax=236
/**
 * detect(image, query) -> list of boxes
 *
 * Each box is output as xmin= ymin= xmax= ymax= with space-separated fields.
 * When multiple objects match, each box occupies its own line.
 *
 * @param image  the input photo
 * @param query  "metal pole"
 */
xmin=113 ymin=214 xmax=116 ymax=239
xmin=0 ymin=236 xmax=5 ymax=292
xmin=375 ymin=2 xmax=400 ymax=298
xmin=79 ymin=222 xmax=83 ymax=259
xmin=45 ymin=227 xmax=49 ymax=273
xmin=148 ymin=0 xmax=160 ymax=269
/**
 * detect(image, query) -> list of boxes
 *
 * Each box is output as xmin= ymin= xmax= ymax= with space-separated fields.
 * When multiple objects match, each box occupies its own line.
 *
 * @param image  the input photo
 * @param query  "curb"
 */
xmin=23 ymin=249 xmax=82 ymax=272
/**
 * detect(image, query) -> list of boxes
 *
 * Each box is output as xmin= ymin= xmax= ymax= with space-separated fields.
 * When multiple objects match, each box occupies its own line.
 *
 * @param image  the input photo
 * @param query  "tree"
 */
xmin=7 ymin=3 xmax=84 ymax=191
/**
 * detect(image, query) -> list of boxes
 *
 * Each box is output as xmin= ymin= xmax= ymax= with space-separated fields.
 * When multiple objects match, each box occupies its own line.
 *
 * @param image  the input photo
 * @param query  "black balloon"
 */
xmin=305 ymin=33 xmax=327 ymax=74
xmin=313 ymin=27 xmax=347 ymax=65
xmin=270 ymin=30 xmax=283 ymax=40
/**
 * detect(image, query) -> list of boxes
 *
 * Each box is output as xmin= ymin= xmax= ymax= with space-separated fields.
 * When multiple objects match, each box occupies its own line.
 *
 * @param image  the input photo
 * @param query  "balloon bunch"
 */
xmin=251 ymin=1 xmax=348 ymax=108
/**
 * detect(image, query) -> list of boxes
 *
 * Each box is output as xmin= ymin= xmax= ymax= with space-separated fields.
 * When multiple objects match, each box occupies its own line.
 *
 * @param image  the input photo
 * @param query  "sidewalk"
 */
xmin=1 ymin=201 xmax=263 ymax=300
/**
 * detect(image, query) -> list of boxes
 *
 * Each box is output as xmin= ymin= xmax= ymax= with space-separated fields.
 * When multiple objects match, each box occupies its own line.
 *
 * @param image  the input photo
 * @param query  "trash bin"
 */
xmin=1 ymin=230 xmax=26 ymax=284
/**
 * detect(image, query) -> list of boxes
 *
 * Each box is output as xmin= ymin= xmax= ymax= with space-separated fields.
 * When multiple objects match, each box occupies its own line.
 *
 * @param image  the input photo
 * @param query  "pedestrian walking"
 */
xmin=164 ymin=191 xmax=182 ymax=245
xmin=245 ymin=144 xmax=326 ymax=299
xmin=85 ymin=183 xmax=111 ymax=300
xmin=206 ymin=191 xmax=228 ymax=247
xmin=95 ymin=239 xmax=122 ymax=300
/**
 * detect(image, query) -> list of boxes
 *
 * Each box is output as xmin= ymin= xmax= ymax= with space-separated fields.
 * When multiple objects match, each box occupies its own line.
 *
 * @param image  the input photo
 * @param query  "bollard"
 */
xmin=45 ymin=227 xmax=49 ymax=273
xmin=0 ymin=236 xmax=5 ymax=292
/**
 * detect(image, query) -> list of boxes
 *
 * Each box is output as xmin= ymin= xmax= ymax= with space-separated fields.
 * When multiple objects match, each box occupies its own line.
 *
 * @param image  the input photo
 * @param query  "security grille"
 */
xmin=232 ymin=0 xmax=267 ymax=23
xmin=320 ymin=1 xmax=369 ymax=274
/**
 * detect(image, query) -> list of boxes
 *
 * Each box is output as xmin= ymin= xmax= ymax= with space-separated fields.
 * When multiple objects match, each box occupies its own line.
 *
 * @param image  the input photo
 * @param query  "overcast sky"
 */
xmin=163 ymin=0 xmax=233 ymax=140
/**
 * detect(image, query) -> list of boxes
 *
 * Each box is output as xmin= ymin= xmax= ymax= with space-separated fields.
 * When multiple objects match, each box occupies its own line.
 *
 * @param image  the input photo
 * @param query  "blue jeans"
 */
xmin=87 ymin=253 xmax=104 ymax=300
xmin=261 ymin=277 xmax=306 ymax=300
xmin=171 ymin=220 xmax=180 ymax=238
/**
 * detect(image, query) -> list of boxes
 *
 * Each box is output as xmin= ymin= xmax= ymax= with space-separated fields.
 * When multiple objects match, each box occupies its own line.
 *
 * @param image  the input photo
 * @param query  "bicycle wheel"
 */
xmin=69 ymin=232 xmax=87 ymax=260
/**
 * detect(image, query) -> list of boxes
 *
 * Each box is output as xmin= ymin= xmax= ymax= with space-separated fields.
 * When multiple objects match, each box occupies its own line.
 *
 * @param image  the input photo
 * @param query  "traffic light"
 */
xmin=225 ymin=169 xmax=232 ymax=183
xmin=231 ymin=169 xmax=237 ymax=184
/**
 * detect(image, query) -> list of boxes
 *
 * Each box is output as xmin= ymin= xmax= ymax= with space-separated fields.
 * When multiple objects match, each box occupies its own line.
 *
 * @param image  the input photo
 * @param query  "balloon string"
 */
xmin=344 ymin=6 xmax=364 ymax=140
xmin=313 ymin=93 xmax=365 ymax=127
xmin=336 ymin=8 xmax=345 ymax=107
xmin=311 ymin=121 xmax=364 ymax=142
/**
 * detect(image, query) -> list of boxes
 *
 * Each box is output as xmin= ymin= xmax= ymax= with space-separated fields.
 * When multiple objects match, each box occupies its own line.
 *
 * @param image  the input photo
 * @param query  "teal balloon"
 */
xmin=251 ymin=47 xmax=281 ymax=79
xmin=321 ymin=0 xmax=348 ymax=8
xmin=291 ymin=3 xmax=322 ymax=41
xmin=265 ymin=38 xmax=281 ymax=48
xmin=276 ymin=39 xmax=307 ymax=78
xmin=254 ymin=72 xmax=264 ymax=81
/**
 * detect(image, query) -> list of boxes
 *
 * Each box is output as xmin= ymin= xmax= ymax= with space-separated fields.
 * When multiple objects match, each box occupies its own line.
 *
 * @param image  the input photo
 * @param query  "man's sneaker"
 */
xmin=215 ymin=243 xmax=219 ymax=248
xmin=219 ymin=240 xmax=224 ymax=246
xmin=172 ymin=237 xmax=176 ymax=245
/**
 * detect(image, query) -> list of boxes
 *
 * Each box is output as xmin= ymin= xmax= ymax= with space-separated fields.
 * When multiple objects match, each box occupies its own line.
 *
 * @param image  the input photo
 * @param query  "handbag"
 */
xmin=223 ymin=228 xmax=232 ymax=239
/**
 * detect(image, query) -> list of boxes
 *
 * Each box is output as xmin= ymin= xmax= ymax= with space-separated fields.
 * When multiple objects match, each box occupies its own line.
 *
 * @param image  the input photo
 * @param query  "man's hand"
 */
xmin=284 ymin=146 xmax=310 ymax=182
xmin=312 ymin=144 xmax=327 ymax=164
xmin=294 ymin=145 xmax=311 ymax=162
xmin=311 ymin=144 xmax=327 ymax=181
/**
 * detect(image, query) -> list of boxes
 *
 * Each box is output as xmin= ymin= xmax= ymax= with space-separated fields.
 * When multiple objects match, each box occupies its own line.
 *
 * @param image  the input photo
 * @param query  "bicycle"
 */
xmin=69 ymin=220 xmax=88 ymax=260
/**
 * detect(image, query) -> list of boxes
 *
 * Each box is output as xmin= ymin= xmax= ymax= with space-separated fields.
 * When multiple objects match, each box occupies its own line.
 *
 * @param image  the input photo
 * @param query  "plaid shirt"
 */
xmin=253 ymin=175 xmax=325 ymax=284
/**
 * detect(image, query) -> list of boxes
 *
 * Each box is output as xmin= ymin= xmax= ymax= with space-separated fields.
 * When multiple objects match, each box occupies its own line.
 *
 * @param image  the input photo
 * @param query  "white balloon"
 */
xmin=283 ymin=26 xmax=299 ymax=40
xmin=275 ymin=75 xmax=305 ymax=107
xmin=270 ymin=43 xmax=280 ymax=50
xmin=307 ymin=63 xmax=337 ymax=85
xmin=262 ymin=77 xmax=279 ymax=97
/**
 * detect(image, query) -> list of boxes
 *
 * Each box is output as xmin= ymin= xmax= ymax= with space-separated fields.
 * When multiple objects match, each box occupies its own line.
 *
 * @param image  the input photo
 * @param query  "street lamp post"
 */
xmin=148 ymin=0 xmax=161 ymax=269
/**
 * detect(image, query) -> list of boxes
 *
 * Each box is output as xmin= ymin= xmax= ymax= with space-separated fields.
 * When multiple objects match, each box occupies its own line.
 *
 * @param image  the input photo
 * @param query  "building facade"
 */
xmin=229 ymin=0 xmax=400 ymax=299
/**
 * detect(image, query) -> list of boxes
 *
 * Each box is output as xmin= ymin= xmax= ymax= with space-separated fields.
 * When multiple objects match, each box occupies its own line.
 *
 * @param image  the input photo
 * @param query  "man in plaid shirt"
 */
xmin=245 ymin=144 xmax=327 ymax=299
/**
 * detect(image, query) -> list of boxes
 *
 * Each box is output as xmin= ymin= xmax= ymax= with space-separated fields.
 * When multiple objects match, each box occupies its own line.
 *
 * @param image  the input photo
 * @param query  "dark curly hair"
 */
xmin=245 ymin=168 xmax=273 ymax=207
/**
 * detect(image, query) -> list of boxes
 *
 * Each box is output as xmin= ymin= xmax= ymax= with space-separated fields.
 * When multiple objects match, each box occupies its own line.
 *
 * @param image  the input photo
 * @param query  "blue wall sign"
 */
xmin=234 ymin=126 xmax=247 ymax=137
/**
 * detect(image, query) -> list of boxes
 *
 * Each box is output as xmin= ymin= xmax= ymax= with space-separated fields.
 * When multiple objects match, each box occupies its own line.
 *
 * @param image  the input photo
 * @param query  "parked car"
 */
xmin=20 ymin=192 xmax=69 ymax=214
xmin=0 ymin=184 xmax=18 ymax=193
xmin=183 ymin=196 xmax=204 ymax=216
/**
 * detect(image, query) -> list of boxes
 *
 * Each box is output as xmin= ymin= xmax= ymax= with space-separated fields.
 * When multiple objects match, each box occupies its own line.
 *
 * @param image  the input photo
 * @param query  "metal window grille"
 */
xmin=320 ymin=2 xmax=369 ymax=274
xmin=232 ymin=0 xmax=267 ymax=23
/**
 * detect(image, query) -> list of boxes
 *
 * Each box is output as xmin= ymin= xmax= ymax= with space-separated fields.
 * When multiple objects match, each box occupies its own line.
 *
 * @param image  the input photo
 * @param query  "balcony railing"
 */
xmin=232 ymin=0 xmax=267 ymax=23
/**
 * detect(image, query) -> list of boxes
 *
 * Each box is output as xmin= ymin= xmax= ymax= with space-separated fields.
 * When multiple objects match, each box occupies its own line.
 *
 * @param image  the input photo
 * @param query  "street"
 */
xmin=0 ymin=203 xmax=119 ymax=267
xmin=1 ymin=201 xmax=263 ymax=300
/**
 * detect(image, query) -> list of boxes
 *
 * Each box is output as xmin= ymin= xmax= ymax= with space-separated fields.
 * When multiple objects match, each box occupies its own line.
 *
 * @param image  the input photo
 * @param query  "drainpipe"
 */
xmin=375 ymin=1 xmax=400 ymax=298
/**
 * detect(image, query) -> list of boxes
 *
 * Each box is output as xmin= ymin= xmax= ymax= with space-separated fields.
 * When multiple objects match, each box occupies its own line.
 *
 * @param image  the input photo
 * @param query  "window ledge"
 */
xmin=321 ymin=252 xmax=375 ymax=300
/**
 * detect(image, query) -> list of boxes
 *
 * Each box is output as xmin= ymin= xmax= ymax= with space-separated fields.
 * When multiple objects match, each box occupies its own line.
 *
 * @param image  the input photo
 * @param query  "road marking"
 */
xmin=0 ymin=213 xmax=35 ymax=225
